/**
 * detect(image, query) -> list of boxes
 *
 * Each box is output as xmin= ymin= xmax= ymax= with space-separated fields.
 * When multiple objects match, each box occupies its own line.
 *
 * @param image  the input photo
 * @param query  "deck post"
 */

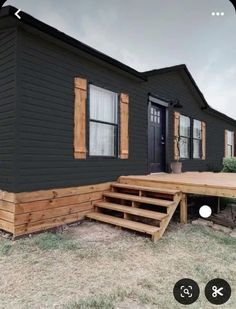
xmin=180 ymin=194 xmax=187 ymax=224
xmin=217 ymin=197 xmax=221 ymax=213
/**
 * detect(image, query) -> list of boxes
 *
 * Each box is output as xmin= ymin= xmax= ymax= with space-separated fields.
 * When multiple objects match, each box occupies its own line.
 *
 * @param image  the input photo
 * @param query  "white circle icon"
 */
xmin=199 ymin=205 xmax=212 ymax=218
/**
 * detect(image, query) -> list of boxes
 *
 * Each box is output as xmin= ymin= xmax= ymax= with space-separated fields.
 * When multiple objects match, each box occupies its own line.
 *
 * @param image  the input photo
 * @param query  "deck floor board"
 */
xmin=119 ymin=172 xmax=236 ymax=198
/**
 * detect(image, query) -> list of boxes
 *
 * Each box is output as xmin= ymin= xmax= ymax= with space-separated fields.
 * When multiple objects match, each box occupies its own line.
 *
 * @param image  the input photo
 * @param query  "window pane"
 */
xmin=193 ymin=139 xmax=201 ymax=159
xmin=179 ymin=137 xmax=190 ymax=159
xmin=193 ymin=120 xmax=202 ymax=139
xmin=227 ymin=131 xmax=234 ymax=145
xmin=89 ymin=122 xmax=115 ymax=156
xmin=90 ymin=85 xmax=117 ymax=124
xmin=227 ymin=145 xmax=233 ymax=157
xmin=180 ymin=115 xmax=190 ymax=137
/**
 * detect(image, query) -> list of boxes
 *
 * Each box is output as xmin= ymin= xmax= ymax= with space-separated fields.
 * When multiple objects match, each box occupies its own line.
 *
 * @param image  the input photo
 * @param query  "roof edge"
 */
xmin=143 ymin=64 xmax=187 ymax=76
xmin=1 ymin=6 xmax=235 ymax=125
xmin=144 ymin=64 xmax=236 ymax=124
xmin=0 ymin=5 xmax=146 ymax=81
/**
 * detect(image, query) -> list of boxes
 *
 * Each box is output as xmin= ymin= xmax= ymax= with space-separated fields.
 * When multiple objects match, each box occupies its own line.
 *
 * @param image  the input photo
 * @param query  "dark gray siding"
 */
xmin=0 ymin=28 xmax=17 ymax=191
xmin=16 ymin=27 xmax=148 ymax=192
xmin=14 ymin=26 xmax=236 ymax=193
xmin=145 ymin=71 xmax=236 ymax=172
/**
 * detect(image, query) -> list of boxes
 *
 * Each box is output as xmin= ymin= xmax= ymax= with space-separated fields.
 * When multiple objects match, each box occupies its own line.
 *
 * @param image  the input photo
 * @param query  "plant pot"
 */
xmin=170 ymin=161 xmax=182 ymax=174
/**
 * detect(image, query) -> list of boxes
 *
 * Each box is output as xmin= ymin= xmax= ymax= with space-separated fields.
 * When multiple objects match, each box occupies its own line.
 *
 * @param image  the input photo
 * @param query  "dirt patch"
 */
xmin=0 ymin=221 xmax=235 ymax=308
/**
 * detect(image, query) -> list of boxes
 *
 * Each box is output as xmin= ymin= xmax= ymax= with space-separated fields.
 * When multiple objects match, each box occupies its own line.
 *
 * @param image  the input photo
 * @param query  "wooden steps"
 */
xmin=103 ymin=192 xmax=174 ymax=207
xmin=86 ymin=212 xmax=160 ymax=235
xmin=86 ymin=181 xmax=182 ymax=242
xmin=111 ymin=182 xmax=180 ymax=195
xmin=94 ymin=201 xmax=168 ymax=221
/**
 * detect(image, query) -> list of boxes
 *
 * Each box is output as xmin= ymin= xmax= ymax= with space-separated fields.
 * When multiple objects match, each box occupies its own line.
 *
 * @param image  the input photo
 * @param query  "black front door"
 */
xmin=148 ymin=103 xmax=166 ymax=173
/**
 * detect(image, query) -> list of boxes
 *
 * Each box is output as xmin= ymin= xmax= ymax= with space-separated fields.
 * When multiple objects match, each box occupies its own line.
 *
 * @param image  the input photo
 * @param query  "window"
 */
xmin=193 ymin=119 xmax=202 ymax=159
xmin=179 ymin=115 xmax=190 ymax=159
xmin=150 ymin=107 xmax=160 ymax=124
xmin=225 ymin=130 xmax=234 ymax=157
xmin=89 ymin=85 xmax=118 ymax=157
xmin=176 ymin=114 xmax=205 ymax=160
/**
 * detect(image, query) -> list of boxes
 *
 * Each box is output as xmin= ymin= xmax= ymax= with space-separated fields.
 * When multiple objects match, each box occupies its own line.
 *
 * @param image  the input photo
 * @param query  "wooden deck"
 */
xmin=119 ymin=172 xmax=236 ymax=225
xmin=119 ymin=172 xmax=236 ymax=198
xmin=1 ymin=172 xmax=235 ymax=238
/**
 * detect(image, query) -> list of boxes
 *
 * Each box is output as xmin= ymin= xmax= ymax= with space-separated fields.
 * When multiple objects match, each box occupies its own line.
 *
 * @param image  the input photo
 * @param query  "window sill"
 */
xmin=88 ymin=156 xmax=118 ymax=160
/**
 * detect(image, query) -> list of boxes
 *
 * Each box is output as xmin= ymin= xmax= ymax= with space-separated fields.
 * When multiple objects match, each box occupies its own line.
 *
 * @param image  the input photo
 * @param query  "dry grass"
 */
xmin=0 ymin=221 xmax=235 ymax=309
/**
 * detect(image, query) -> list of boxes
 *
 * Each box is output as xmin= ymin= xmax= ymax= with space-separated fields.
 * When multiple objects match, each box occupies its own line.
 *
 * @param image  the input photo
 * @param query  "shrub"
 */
xmin=222 ymin=157 xmax=236 ymax=173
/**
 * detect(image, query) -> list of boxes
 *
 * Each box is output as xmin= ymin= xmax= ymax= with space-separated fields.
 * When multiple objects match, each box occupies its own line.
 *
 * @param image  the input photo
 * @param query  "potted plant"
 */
xmin=170 ymin=135 xmax=183 ymax=173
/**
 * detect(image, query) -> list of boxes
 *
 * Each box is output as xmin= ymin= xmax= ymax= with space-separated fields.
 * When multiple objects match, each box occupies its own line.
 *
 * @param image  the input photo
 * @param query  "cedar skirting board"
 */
xmin=0 ymin=182 xmax=111 ymax=237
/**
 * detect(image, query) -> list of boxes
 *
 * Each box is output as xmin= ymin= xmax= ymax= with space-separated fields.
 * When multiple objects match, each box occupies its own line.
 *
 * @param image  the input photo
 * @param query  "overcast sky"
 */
xmin=7 ymin=0 xmax=236 ymax=118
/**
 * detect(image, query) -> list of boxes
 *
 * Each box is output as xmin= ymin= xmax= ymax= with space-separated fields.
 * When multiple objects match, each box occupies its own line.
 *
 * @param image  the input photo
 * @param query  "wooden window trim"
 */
xmin=119 ymin=93 xmax=129 ymax=159
xmin=201 ymin=122 xmax=206 ymax=160
xmin=74 ymin=77 xmax=87 ymax=159
xmin=174 ymin=111 xmax=180 ymax=160
xmin=74 ymin=78 xmax=129 ymax=160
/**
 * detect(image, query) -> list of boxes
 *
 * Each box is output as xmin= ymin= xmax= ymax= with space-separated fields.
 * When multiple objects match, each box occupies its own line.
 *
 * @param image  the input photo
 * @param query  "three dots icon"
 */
xmin=211 ymin=12 xmax=225 ymax=16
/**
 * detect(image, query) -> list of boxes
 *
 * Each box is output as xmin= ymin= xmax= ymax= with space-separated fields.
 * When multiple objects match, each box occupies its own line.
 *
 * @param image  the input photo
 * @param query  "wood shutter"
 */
xmin=173 ymin=112 xmax=180 ymax=160
xmin=74 ymin=77 xmax=87 ymax=159
xmin=201 ymin=122 xmax=206 ymax=160
xmin=120 ymin=93 xmax=129 ymax=159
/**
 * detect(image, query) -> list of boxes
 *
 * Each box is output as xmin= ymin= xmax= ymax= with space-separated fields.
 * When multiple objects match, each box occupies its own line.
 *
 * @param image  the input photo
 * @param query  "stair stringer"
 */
xmin=152 ymin=192 xmax=183 ymax=242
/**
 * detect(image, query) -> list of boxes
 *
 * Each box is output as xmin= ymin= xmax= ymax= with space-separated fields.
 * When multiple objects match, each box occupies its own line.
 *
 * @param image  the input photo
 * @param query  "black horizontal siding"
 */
xmin=0 ymin=28 xmax=16 ymax=191
xmin=13 ymin=25 xmax=235 ymax=193
xmin=16 ymin=28 xmax=148 ymax=192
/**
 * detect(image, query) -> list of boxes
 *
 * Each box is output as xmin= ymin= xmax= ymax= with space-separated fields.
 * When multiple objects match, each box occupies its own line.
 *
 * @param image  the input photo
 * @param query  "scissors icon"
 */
xmin=212 ymin=286 xmax=224 ymax=297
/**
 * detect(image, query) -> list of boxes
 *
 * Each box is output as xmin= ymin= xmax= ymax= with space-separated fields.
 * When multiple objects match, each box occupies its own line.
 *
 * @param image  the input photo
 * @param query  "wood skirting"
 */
xmin=0 ymin=182 xmax=111 ymax=237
